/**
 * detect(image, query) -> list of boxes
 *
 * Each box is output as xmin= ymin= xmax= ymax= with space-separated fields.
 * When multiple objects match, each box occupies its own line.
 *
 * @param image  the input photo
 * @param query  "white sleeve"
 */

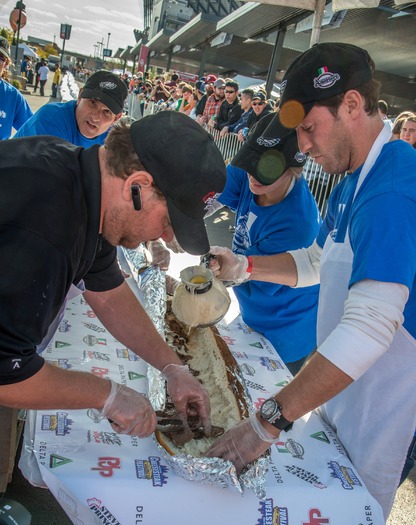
xmin=318 ymin=279 xmax=409 ymax=380
xmin=288 ymin=240 xmax=322 ymax=288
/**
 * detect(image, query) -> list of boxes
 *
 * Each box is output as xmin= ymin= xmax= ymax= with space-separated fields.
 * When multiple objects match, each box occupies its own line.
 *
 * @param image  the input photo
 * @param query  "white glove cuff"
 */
xmin=161 ymin=363 xmax=189 ymax=380
xmin=249 ymin=413 xmax=280 ymax=444
xmin=101 ymin=379 xmax=119 ymax=416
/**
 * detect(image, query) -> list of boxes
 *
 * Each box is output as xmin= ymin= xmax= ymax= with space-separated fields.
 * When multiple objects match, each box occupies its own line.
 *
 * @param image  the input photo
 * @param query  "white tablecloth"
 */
xmin=31 ymin=290 xmax=384 ymax=525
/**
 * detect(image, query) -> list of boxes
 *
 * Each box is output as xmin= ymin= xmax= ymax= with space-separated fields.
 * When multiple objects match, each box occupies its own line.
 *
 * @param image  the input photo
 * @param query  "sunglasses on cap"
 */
xmin=252 ymin=101 xmax=265 ymax=106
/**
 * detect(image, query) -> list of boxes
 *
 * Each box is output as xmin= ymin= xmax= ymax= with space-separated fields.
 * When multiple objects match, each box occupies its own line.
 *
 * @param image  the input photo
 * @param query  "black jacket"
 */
xmin=246 ymin=103 xmax=274 ymax=130
xmin=214 ymin=99 xmax=243 ymax=131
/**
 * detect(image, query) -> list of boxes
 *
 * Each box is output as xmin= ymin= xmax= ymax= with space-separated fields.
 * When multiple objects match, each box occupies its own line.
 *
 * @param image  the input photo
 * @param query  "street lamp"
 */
xmin=106 ymin=32 xmax=111 ymax=51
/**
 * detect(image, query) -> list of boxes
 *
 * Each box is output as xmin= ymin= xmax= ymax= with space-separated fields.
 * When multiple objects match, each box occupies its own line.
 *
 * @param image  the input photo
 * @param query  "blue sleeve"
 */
xmin=350 ymin=193 xmax=416 ymax=289
xmin=15 ymin=105 xmax=68 ymax=140
xmin=218 ymin=164 xmax=247 ymax=212
xmin=12 ymin=94 xmax=33 ymax=132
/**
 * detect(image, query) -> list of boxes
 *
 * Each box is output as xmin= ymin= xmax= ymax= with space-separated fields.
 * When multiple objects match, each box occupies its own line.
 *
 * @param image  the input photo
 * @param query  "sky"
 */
xmin=0 ymin=0 xmax=144 ymax=56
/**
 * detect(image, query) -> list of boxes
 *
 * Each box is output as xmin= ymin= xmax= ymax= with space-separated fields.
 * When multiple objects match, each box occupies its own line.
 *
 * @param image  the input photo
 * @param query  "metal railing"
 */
xmin=125 ymin=96 xmax=347 ymax=216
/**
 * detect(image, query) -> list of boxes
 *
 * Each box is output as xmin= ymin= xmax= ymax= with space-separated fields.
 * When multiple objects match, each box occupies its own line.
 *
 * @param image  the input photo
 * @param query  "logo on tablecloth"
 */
xmin=310 ymin=431 xmax=330 ymax=444
xmin=83 ymin=335 xmax=107 ymax=346
xmin=284 ymin=465 xmax=327 ymax=489
xmin=236 ymin=321 xmax=252 ymax=334
xmin=41 ymin=412 xmax=73 ymax=435
xmin=58 ymin=319 xmax=72 ymax=332
xmin=135 ymin=457 xmax=169 ymax=487
xmin=48 ymin=358 xmax=74 ymax=370
xmin=87 ymin=498 xmax=121 ymax=524
xmin=87 ymin=431 xmax=122 ymax=446
xmin=116 ymin=347 xmax=140 ymax=361
xmin=86 ymin=350 xmax=110 ymax=362
xmin=82 ymin=322 xmax=106 ymax=333
xmin=328 ymin=461 xmax=362 ymax=490
xmin=276 ymin=439 xmax=304 ymax=459
xmin=260 ymin=357 xmax=284 ymax=371
xmin=240 ymin=363 xmax=256 ymax=376
xmin=302 ymin=508 xmax=330 ymax=525
xmin=49 ymin=454 xmax=73 ymax=468
xmin=257 ymin=498 xmax=288 ymax=525
xmin=91 ymin=457 xmax=122 ymax=477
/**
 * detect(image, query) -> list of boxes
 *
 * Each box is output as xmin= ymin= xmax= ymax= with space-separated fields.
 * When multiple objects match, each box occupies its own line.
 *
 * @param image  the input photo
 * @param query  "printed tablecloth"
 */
xmin=33 ymin=293 xmax=384 ymax=525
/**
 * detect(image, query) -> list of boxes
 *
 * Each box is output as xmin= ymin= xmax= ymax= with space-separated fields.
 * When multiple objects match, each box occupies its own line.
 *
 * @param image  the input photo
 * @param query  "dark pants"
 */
xmin=33 ymin=74 xmax=40 ymax=92
xmin=40 ymin=79 xmax=47 ymax=96
xmin=399 ymin=434 xmax=416 ymax=485
xmin=51 ymin=83 xmax=58 ymax=98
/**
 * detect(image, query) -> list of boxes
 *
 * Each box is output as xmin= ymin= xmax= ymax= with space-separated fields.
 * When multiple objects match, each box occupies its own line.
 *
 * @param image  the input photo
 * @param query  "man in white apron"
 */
xmin=206 ymin=43 xmax=416 ymax=520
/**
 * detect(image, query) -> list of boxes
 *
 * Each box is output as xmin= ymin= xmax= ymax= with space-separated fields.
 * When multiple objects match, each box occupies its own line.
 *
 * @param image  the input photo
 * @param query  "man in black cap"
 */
xmin=15 ymin=70 xmax=127 ymax=147
xmin=207 ymin=42 xmax=416 ymax=519
xmin=0 ymin=111 xmax=225 ymax=438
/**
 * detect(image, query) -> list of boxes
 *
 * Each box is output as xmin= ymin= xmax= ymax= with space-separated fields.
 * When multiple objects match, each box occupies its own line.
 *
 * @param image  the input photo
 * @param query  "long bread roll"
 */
xmin=155 ymin=308 xmax=250 ymax=457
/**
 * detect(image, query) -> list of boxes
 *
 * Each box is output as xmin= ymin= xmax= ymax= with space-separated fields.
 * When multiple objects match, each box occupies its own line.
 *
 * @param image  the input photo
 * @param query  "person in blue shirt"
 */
xmin=212 ymin=112 xmax=321 ymax=375
xmin=15 ymin=70 xmax=127 ymax=147
xmin=0 ymin=37 xmax=33 ymax=140
xmin=206 ymin=43 xmax=416 ymax=520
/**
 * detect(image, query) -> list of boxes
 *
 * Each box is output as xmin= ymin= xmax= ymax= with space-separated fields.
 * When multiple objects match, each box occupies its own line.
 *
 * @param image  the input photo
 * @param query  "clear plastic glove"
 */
xmin=205 ymin=413 xmax=279 ymax=474
xmin=162 ymin=364 xmax=211 ymax=436
xmin=101 ymin=380 xmax=157 ymax=437
xmin=165 ymin=235 xmax=185 ymax=254
xmin=209 ymin=246 xmax=250 ymax=284
xmin=147 ymin=240 xmax=171 ymax=271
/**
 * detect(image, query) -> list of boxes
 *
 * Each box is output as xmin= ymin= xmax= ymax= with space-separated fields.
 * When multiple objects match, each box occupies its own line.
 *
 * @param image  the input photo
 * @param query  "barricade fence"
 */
xmin=125 ymin=95 xmax=346 ymax=216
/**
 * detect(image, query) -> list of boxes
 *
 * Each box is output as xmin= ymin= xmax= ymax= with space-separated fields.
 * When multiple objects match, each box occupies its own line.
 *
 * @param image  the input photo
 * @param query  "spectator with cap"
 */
xmin=206 ymin=42 xmax=416 ymax=520
xmin=0 ymin=111 xmax=226 ymax=440
xmin=194 ymin=80 xmax=208 ymax=118
xmin=0 ymin=36 xmax=33 ymax=140
xmin=208 ymin=113 xmax=320 ymax=375
xmin=197 ymin=77 xmax=226 ymax=126
xmin=150 ymin=76 xmax=170 ymax=103
xmin=214 ymin=79 xmax=242 ymax=135
xmin=15 ymin=70 xmax=127 ymax=147
xmin=226 ymin=88 xmax=254 ymax=135
xmin=237 ymin=90 xmax=273 ymax=142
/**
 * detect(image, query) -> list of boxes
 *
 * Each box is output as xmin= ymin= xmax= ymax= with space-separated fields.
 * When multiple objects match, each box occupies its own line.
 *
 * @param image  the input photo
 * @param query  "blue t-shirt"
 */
xmin=0 ymin=79 xmax=33 ymax=140
xmin=14 ymin=100 xmax=109 ymax=147
xmin=219 ymin=164 xmax=321 ymax=363
xmin=317 ymin=140 xmax=416 ymax=338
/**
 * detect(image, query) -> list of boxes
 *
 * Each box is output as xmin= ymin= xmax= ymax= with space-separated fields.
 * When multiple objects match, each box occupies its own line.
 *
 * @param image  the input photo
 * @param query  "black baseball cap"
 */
xmin=130 ymin=112 xmax=226 ymax=255
xmin=80 ymin=71 xmax=128 ymax=115
xmin=265 ymin=42 xmax=373 ymax=139
xmin=0 ymin=36 xmax=10 ymax=61
xmin=232 ymin=112 xmax=306 ymax=186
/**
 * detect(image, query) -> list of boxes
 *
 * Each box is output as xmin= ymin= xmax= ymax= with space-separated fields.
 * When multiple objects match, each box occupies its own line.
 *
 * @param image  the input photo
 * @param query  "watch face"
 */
xmin=261 ymin=398 xmax=279 ymax=419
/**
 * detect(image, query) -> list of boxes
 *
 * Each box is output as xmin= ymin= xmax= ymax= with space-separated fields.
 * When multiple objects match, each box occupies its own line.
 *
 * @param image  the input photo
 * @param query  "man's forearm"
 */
xmin=84 ymin=282 xmax=182 ymax=371
xmin=250 ymin=252 xmax=299 ymax=287
xmin=0 ymin=363 xmax=110 ymax=410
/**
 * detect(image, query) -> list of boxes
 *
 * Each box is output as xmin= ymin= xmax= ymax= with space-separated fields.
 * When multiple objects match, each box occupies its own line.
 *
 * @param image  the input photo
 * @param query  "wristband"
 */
xmin=246 ymin=256 xmax=253 ymax=275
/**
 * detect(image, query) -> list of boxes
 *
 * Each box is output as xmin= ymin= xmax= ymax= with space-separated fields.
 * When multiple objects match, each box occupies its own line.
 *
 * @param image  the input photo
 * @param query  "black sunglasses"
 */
xmin=225 ymin=90 xmax=235 ymax=94
xmin=252 ymin=101 xmax=265 ymax=106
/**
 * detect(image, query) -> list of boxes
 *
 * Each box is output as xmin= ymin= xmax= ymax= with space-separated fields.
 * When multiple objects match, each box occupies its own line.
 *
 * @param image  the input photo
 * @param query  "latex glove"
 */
xmin=209 ymin=246 xmax=250 ymax=283
xmin=101 ymin=380 xmax=157 ymax=437
xmin=162 ymin=364 xmax=211 ymax=436
xmin=164 ymin=235 xmax=185 ymax=254
xmin=147 ymin=240 xmax=171 ymax=271
xmin=205 ymin=413 xmax=279 ymax=474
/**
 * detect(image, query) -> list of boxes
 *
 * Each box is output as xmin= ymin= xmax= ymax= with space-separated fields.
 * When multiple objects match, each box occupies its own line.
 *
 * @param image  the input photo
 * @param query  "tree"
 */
xmin=0 ymin=27 xmax=14 ymax=43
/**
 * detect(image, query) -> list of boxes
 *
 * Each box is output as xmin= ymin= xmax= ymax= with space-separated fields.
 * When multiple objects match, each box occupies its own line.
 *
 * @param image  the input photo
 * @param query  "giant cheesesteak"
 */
xmin=155 ymin=303 xmax=250 ymax=457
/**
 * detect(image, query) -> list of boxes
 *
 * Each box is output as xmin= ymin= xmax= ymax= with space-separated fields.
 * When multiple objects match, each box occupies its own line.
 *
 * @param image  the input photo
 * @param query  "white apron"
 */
xmin=316 ymin=123 xmax=416 ymax=520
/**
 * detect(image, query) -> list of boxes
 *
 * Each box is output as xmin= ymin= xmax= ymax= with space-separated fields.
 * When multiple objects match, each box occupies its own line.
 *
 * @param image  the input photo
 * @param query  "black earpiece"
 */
xmin=131 ymin=184 xmax=142 ymax=211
